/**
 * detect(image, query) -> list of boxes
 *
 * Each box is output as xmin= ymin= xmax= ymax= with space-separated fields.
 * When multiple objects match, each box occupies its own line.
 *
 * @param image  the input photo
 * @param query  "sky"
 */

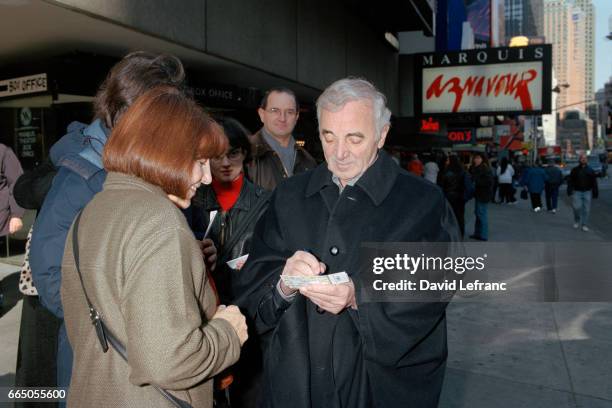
xmin=593 ymin=0 xmax=611 ymax=91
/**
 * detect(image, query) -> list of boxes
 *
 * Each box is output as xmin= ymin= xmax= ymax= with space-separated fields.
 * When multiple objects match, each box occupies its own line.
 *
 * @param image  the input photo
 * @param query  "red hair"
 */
xmin=103 ymin=86 xmax=227 ymax=198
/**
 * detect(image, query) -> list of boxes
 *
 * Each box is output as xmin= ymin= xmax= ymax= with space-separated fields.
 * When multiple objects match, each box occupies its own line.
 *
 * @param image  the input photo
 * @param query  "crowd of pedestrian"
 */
xmin=398 ymin=149 xmax=602 ymax=242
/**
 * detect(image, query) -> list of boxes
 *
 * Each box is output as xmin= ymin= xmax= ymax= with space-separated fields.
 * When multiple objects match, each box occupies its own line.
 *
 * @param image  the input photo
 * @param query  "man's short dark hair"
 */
xmin=93 ymin=51 xmax=186 ymax=129
xmin=260 ymin=87 xmax=300 ymax=111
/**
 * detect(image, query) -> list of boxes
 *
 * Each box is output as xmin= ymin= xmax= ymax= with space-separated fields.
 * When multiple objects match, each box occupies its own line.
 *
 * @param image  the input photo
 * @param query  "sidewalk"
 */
xmin=439 ymin=187 xmax=612 ymax=407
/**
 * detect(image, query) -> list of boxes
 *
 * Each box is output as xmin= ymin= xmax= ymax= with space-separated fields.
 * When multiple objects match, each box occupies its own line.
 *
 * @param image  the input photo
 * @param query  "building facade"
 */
xmin=504 ymin=0 xmax=544 ymax=43
xmin=544 ymin=0 xmax=594 ymax=117
xmin=0 ymin=0 xmax=436 ymax=167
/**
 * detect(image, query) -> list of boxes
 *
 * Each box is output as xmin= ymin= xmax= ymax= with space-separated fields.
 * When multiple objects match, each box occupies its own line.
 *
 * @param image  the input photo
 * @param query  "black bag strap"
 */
xmin=71 ymin=211 xmax=192 ymax=408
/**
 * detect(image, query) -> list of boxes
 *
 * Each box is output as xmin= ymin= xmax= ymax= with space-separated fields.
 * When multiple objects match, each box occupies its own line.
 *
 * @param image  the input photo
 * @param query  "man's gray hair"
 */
xmin=316 ymin=77 xmax=391 ymax=137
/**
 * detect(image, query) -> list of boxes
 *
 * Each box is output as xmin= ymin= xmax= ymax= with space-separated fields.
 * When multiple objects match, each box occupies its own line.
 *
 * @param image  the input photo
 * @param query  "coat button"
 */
xmin=330 ymin=246 xmax=339 ymax=256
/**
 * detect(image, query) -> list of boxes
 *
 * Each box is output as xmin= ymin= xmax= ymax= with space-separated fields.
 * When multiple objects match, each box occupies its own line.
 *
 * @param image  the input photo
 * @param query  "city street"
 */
xmin=440 ymin=176 xmax=612 ymax=408
xmin=0 ymin=179 xmax=611 ymax=407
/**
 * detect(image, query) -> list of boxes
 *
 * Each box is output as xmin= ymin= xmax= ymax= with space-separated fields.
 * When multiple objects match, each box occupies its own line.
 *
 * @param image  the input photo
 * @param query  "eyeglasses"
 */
xmin=264 ymin=107 xmax=298 ymax=118
xmin=211 ymin=148 xmax=244 ymax=163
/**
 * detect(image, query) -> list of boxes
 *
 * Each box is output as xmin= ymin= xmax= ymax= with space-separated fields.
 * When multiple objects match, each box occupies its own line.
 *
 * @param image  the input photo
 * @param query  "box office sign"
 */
xmin=414 ymin=45 xmax=552 ymax=116
xmin=0 ymin=73 xmax=47 ymax=98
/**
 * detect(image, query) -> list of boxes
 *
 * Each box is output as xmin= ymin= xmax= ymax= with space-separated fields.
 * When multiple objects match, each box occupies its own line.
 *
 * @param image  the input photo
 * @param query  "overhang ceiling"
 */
xmin=0 ymin=0 xmax=321 ymax=101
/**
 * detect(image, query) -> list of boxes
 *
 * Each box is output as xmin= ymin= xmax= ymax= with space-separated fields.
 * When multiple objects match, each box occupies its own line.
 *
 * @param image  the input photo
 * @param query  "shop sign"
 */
xmin=0 ymin=74 xmax=47 ymax=98
xmin=414 ymin=45 xmax=552 ymax=116
xmin=447 ymin=129 xmax=473 ymax=143
xmin=476 ymin=127 xmax=493 ymax=140
xmin=15 ymin=107 xmax=39 ymax=159
xmin=420 ymin=117 xmax=440 ymax=132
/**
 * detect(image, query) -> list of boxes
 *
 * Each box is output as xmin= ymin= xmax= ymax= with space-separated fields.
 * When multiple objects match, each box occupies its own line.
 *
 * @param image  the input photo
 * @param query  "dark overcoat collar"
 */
xmin=305 ymin=150 xmax=399 ymax=206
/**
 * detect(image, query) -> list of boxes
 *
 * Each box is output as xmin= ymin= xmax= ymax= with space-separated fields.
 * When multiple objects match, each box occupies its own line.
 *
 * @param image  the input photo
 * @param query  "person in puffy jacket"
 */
xmin=29 ymin=52 xmax=197 ymax=393
xmin=520 ymin=161 xmax=548 ymax=212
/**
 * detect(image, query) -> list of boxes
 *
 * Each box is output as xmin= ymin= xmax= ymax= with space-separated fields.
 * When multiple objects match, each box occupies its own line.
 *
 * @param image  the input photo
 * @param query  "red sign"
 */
xmin=424 ymin=63 xmax=542 ymax=113
xmin=420 ymin=117 xmax=440 ymax=132
xmin=537 ymin=146 xmax=562 ymax=157
xmin=415 ymin=45 xmax=552 ymax=116
xmin=447 ymin=130 xmax=473 ymax=143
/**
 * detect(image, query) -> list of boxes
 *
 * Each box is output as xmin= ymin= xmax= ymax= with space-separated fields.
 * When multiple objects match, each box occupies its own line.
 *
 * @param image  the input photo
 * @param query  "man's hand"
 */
xmin=299 ymin=279 xmax=357 ymax=314
xmin=200 ymin=239 xmax=217 ymax=272
xmin=280 ymin=251 xmax=326 ymax=296
xmin=9 ymin=217 xmax=23 ymax=234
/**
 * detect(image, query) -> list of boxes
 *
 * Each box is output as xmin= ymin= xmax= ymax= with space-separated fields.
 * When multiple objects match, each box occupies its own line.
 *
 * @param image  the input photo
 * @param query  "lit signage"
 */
xmin=420 ymin=117 xmax=440 ymax=132
xmin=447 ymin=129 xmax=473 ymax=143
xmin=414 ymin=45 xmax=552 ymax=116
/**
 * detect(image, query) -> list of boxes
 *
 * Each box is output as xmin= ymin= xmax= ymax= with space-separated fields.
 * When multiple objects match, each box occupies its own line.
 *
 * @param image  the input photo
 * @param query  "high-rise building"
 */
xmin=544 ymin=0 xmax=576 ymax=115
xmin=574 ymin=0 xmax=595 ymax=108
xmin=544 ymin=0 xmax=594 ymax=116
xmin=505 ymin=0 xmax=544 ymax=43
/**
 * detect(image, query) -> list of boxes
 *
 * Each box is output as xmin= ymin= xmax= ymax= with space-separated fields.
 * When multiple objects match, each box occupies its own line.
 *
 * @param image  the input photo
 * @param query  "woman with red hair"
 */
xmin=61 ymin=87 xmax=248 ymax=407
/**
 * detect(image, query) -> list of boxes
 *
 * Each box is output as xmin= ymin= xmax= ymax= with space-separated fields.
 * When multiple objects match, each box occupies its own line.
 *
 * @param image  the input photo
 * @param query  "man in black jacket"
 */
xmin=567 ymin=154 xmax=598 ymax=231
xmin=237 ymin=78 xmax=460 ymax=408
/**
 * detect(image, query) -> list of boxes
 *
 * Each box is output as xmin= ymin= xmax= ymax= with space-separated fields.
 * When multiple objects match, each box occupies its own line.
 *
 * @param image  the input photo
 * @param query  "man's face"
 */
xmin=319 ymin=100 xmax=388 ymax=186
xmin=258 ymin=91 xmax=299 ymax=139
xmin=579 ymin=154 xmax=587 ymax=165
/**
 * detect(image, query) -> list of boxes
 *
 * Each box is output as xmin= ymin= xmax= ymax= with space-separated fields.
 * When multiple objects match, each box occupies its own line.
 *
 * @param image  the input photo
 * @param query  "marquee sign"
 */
xmin=414 ymin=45 xmax=552 ymax=116
xmin=0 ymin=74 xmax=48 ymax=98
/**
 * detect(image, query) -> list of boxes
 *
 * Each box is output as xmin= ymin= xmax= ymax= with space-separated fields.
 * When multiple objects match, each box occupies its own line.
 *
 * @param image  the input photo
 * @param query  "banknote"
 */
xmin=281 ymin=272 xmax=349 ymax=289
xmin=226 ymin=254 xmax=249 ymax=270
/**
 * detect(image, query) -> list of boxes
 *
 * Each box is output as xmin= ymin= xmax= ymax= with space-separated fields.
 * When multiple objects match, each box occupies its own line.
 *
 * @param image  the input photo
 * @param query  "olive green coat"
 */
xmin=61 ymin=172 xmax=241 ymax=407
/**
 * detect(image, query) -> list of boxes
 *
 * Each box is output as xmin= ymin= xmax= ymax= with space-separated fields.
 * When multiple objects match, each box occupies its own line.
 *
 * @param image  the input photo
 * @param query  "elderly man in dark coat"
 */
xmin=236 ymin=78 xmax=460 ymax=408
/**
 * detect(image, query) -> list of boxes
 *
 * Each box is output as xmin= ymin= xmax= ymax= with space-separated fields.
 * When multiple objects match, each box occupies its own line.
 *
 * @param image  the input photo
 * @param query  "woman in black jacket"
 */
xmin=469 ymin=153 xmax=494 ymax=241
xmin=190 ymin=117 xmax=269 ymax=408
xmin=438 ymin=154 xmax=466 ymax=237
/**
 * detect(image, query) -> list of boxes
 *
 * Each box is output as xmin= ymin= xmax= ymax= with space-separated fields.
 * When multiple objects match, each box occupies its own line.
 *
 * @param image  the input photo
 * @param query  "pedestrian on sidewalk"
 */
xmin=567 ymin=154 xmax=598 ymax=231
xmin=520 ymin=160 xmax=547 ymax=212
xmin=0 ymin=144 xmax=25 ymax=240
xmin=188 ymin=117 xmax=270 ymax=408
xmin=496 ymin=157 xmax=515 ymax=203
xmin=544 ymin=159 xmax=563 ymax=213
xmin=423 ymin=155 xmax=439 ymax=184
xmin=29 ymin=52 xmax=194 ymax=395
xmin=407 ymin=153 xmax=424 ymax=177
xmin=469 ymin=153 xmax=493 ymax=241
xmin=490 ymin=159 xmax=500 ymax=203
xmin=438 ymin=154 xmax=466 ymax=237
xmin=13 ymin=159 xmax=61 ymax=402
xmin=61 ymin=87 xmax=247 ymax=407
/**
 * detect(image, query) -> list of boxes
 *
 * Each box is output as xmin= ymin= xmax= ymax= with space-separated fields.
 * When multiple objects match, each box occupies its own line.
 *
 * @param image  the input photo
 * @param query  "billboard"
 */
xmin=413 ymin=45 xmax=552 ymax=116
